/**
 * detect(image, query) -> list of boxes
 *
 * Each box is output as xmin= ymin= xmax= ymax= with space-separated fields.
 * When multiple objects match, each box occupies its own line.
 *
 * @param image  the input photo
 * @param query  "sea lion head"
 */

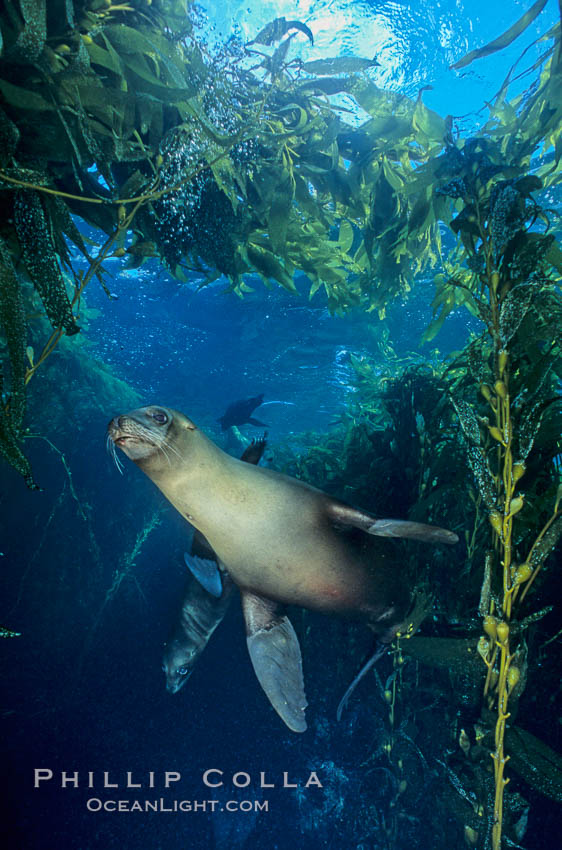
xmin=107 ymin=405 xmax=196 ymax=468
xmin=162 ymin=637 xmax=199 ymax=694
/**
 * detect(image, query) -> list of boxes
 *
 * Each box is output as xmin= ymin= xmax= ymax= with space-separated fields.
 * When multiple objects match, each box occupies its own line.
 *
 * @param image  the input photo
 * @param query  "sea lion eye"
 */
xmin=176 ymin=667 xmax=189 ymax=677
xmin=150 ymin=411 xmax=168 ymax=425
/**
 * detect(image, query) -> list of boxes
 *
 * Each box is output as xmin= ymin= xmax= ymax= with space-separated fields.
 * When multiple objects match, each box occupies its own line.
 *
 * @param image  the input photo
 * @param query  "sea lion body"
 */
xmin=112 ymin=408 xmax=409 ymax=638
xmin=190 ymin=460 xmax=405 ymax=628
xmin=109 ymin=406 xmax=457 ymax=730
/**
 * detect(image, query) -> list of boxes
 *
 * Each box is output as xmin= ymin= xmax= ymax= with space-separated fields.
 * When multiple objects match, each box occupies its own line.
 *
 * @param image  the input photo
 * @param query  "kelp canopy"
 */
xmin=0 ymin=0 xmax=561 ymax=484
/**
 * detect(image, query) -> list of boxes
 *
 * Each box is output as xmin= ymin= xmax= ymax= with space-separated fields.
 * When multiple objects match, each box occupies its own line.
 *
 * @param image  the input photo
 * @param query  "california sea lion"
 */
xmin=163 ymin=437 xmax=268 ymax=694
xmin=108 ymin=406 xmax=458 ymax=731
xmin=218 ymin=393 xmax=267 ymax=430
xmin=163 ymin=569 xmax=234 ymax=694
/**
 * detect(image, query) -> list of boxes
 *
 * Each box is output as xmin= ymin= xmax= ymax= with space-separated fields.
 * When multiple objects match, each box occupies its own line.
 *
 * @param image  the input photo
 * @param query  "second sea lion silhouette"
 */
xmin=217 ymin=393 xmax=267 ymax=430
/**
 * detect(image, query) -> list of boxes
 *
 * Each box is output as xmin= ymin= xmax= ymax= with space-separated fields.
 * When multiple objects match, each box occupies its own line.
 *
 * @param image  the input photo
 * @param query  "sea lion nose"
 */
xmin=107 ymin=415 xmax=122 ymax=433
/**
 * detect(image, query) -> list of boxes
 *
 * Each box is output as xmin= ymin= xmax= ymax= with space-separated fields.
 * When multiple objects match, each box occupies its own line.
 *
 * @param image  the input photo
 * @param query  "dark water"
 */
xmin=1 ymin=1 xmax=561 ymax=849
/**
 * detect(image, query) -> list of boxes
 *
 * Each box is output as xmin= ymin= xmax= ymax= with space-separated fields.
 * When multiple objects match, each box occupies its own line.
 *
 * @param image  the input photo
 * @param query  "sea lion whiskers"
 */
xmin=106 ymin=434 xmax=124 ymax=474
xmin=123 ymin=417 xmax=170 ymax=452
xmin=128 ymin=418 xmax=165 ymax=447
xmin=161 ymin=435 xmax=184 ymax=464
xmin=154 ymin=431 xmax=186 ymax=467
xmin=136 ymin=421 xmax=187 ymax=467
xmin=159 ymin=442 xmax=176 ymax=467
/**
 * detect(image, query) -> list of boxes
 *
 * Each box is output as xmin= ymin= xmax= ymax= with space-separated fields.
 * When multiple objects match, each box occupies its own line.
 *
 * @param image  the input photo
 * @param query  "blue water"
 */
xmin=1 ymin=1 xmax=561 ymax=848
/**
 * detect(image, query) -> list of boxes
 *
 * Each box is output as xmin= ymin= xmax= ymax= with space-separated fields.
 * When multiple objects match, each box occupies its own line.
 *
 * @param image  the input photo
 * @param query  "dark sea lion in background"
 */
xmin=218 ymin=393 xmax=267 ymax=430
xmin=108 ymin=406 xmax=458 ymax=732
xmin=163 ymin=437 xmax=268 ymax=695
xmin=163 ymin=570 xmax=234 ymax=694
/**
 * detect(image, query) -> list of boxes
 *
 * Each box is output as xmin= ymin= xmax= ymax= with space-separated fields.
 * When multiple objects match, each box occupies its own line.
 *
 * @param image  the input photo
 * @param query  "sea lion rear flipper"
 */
xmin=328 ymin=501 xmax=459 ymax=545
xmin=247 ymin=417 xmax=268 ymax=427
xmin=242 ymin=592 xmax=307 ymax=733
xmin=183 ymin=553 xmax=222 ymax=598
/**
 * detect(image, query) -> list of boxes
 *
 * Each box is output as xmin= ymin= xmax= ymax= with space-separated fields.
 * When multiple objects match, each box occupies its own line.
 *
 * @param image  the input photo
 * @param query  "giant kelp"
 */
xmin=0 ymin=2 xmax=559 ymax=479
xmin=1 ymin=3 xmax=560 ymax=483
xmin=431 ymin=141 xmax=562 ymax=849
xmin=274 ymin=324 xmax=560 ymax=848
xmin=271 ymin=16 xmax=562 ymax=833
xmin=0 ymin=0 xmax=455 ymax=482
xmin=0 ymin=3 xmax=561 ymax=848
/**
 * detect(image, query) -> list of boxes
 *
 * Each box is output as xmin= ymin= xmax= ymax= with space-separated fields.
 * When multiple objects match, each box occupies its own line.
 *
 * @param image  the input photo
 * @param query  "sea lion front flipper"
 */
xmin=328 ymin=501 xmax=459 ymax=545
xmin=240 ymin=433 xmax=268 ymax=465
xmin=183 ymin=553 xmax=222 ymax=598
xmin=189 ymin=528 xmax=217 ymax=561
xmin=247 ymin=417 xmax=268 ymax=427
xmin=242 ymin=592 xmax=308 ymax=733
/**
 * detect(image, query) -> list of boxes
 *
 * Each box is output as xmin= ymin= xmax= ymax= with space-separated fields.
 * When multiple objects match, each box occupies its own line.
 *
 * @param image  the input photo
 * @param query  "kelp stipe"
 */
xmin=436 ymin=146 xmax=562 ymax=847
